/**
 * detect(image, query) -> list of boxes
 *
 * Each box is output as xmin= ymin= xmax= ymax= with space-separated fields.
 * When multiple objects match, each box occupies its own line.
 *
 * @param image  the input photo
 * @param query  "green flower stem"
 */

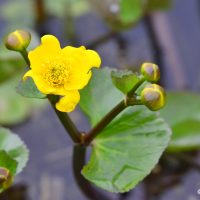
xmin=127 ymin=76 xmax=145 ymax=97
xmin=84 ymin=100 xmax=126 ymax=145
xmin=84 ymin=77 xmax=145 ymax=145
xmin=48 ymin=95 xmax=81 ymax=143
xmin=20 ymin=49 xmax=30 ymax=66
xmin=20 ymin=49 xmax=81 ymax=144
xmin=73 ymin=145 xmax=112 ymax=200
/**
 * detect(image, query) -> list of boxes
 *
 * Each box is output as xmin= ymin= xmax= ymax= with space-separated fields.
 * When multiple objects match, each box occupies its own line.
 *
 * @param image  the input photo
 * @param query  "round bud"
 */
xmin=141 ymin=84 xmax=166 ymax=111
xmin=0 ymin=167 xmax=13 ymax=190
xmin=5 ymin=30 xmax=31 ymax=52
xmin=141 ymin=63 xmax=160 ymax=82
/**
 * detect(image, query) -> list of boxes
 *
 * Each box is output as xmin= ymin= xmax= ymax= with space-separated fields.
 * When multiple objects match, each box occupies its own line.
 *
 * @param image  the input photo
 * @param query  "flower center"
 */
xmin=43 ymin=59 xmax=70 ymax=88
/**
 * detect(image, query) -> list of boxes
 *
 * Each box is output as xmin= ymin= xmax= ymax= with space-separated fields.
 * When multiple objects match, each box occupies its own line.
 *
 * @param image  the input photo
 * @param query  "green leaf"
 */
xmin=0 ymin=73 xmax=46 ymax=125
xmin=111 ymin=70 xmax=140 ymax=94
xmin=147 ymin=0 xmax=171 ymax=11
xmin=17 ymin=78 xmax=46 ymax=99
xmin=119 ymin=0 xmax=145 ymax=24
xmin=0 ymin=151 xmax=17 ymax=193
xmin=80 ymin=68 xmax=124 ymax=126
xmin=0 ymin=127 xmax=29 ymax=174
xmin=160 ymin=92 xmax=200 ymax=152
xmin=0 ymin=151 xmax=17 ymax=176
xmin=80 ymin=68 xmax=171 ymax=193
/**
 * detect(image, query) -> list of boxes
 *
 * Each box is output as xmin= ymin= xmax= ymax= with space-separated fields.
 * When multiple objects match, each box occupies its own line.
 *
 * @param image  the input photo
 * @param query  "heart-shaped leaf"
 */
xmin=80 ymin=68 xmax=171 ymax=193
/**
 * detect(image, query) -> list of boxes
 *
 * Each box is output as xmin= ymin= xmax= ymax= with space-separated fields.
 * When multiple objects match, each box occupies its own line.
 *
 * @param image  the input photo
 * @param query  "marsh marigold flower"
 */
xmin=23 ymin=35 xmax=101 ymax=112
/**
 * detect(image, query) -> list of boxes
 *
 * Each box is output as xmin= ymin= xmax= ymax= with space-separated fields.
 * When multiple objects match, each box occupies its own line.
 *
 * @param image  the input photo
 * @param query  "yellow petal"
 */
xmin=65 ymin=71 xmax=92 ymax=90
xmin=23 ymin=70 xmax=55 ymax=94
xmin=28 ymin=35 xmax=61 ymax=70
xmin=62 ymin=46 xmax=101 ymax=72
xmin=56 ymin=91 xmax=80 ymax=112
xmin=61 ymin=46 xmax=100 ymax=90
xmin=84 ymin=49 xmax=101 ymax=69
xmin=23 ymin=70 xmax=33 ymax=81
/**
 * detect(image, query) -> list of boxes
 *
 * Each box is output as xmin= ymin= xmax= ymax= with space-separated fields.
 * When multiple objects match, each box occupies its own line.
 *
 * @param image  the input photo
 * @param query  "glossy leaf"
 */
xmin=80 ymin=68 xmax=171 ymax=193
xmin=0 ymin=127 xmax=29 ymax=174
xmin=111 ymin=70 xmax=140 ymax=94
xmin=160 ymin=92 xmax=200 ymax=152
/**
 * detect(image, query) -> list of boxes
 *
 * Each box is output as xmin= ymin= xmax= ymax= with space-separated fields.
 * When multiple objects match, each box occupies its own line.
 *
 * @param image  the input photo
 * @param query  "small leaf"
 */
xmin=17 ymin=77 xmax=46 ymax=99
xmin=160 ymin=92 xmax=200 ymax=152
xmin=120 ymin=0 xmax=145 ymax=24
xmin=111 ymin=70 xmax=140 ymax=94
xmin=0 ymin=127 xmax=29 ymax=174
xmin=80 ymin=67 xmax=171 ymax=193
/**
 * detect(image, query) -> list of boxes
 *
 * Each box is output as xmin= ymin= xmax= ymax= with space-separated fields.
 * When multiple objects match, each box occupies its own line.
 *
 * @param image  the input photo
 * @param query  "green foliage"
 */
xmin=17 ymin=78 xmax=46 ymax=99
xmin=119 ymin=0 xmax=144 ymax=24
xmin=0 ymin=30 xmax=45 ymax=125
xmin=0 ymin=151 xmax=17 ymax=193
xmin=111 ymin=70 xmax=140 ymax=94
xmin=0 ymin=151 xmax=17 ymax=176
xmin=80 ymin=68 xmax=171 ymax=193
xmin=0 ymin=59 xmax=24 ymax=83
xmin=0 ymin=127 xmax=29 ymax=174
xmin=0 ymin=127 xmax=29 ymax=193
xmin=0 ymin=73 xmax=45 ymax=125
xmin=160 ymin=92 xmax=200 ymax=152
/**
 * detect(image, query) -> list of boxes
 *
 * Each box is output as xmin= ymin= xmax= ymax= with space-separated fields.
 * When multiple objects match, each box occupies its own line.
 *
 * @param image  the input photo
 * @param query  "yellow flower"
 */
xmin=23 ymin=35 xmax=101 ymax=112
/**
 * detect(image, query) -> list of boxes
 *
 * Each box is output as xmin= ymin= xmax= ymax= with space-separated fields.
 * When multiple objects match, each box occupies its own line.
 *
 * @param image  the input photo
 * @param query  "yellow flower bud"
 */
xmin=5 ymin=30 xmax=31 ymax=52
xmin=141 ymin=84 xmax=166 ymax=111
xmin=141 ymin=63 xmax=160 ymax=82
xmin=0 ymin=167 xmax=13 ymax=190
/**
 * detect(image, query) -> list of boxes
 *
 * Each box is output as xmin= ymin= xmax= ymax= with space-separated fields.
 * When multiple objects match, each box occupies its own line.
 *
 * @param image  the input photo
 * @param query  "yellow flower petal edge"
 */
xmin=23 ymin=34 xmax=101 ymax=112
xmin=56 ymin=91 xmax=80 ymax=112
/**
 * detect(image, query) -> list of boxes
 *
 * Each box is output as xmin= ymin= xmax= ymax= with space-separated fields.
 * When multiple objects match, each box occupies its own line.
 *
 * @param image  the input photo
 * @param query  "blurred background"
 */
xmin=1 ymin=0 xmax=200 ymax=200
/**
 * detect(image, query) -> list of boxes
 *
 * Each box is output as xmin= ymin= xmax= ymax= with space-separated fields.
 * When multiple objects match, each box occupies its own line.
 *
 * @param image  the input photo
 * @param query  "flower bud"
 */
xmin=0 ymin=167 xmax=13 ymax=190
xmin=5 ymin=30 xmax=31 ymax=52
xmin=141 ymin=63 xmax=160 ymax=82
xmin=141 ymin=84 xmax=166 ymax=111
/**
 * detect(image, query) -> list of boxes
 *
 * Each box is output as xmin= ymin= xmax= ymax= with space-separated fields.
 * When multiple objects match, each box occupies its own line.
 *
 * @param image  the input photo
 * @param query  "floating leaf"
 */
xmin=111 ymin=70 xmax=140 ymax=94
xmin=80 ymin=68 xmax=171 ymax=192
xmin=17 ymin=77 xmax=46 ymax=99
